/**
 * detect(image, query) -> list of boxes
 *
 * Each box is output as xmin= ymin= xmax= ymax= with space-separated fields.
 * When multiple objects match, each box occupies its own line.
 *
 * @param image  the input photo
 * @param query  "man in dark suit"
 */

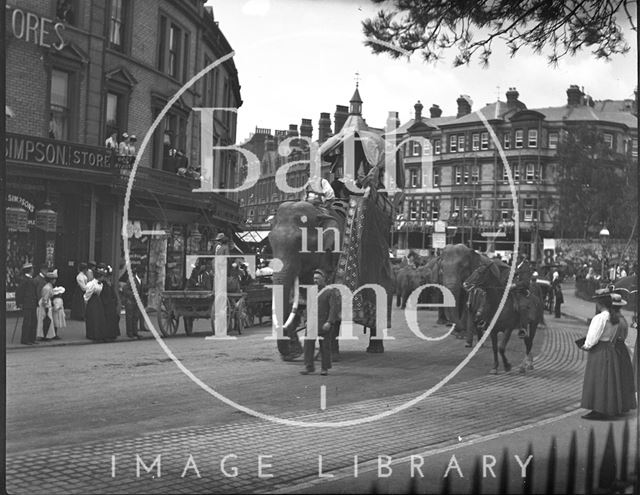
xmin=301 ymin=269 xmax=341 ymax=376
xmin=511 ymin=252 xmax=533 ymax=338
xmin=120 ymin=267 xmax=145 ymax=339
xmin=15 ymin=263 xmax=38 ymax=345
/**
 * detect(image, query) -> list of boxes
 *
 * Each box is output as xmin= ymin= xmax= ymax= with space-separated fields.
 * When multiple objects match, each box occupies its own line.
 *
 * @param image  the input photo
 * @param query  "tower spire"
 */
xmin=349 ymin=75 xmax=363 ymax=116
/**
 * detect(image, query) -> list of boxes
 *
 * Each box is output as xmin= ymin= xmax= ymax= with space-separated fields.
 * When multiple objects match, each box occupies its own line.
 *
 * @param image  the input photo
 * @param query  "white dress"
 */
xmin=36 ymin=283 xmax=56 ymax=339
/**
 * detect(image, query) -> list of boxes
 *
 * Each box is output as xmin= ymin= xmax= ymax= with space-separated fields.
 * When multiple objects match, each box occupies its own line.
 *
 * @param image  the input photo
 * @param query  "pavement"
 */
xmin=5 ymin=281 xmax=639 ymax=494
xmin=2 ymin=280 xmax=601 ymax=350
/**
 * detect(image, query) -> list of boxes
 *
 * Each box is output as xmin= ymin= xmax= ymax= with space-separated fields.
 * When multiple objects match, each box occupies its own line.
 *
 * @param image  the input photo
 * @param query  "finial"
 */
xmin=354 ymin=71 xmax=360 ymax=88
xmin=496 ymin=85 xmax=501 ymax=101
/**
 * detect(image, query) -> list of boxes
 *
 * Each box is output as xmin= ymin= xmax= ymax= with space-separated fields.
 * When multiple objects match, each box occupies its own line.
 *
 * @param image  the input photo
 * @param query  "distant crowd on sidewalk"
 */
xmin=14 ymin=260 xmax=148 ymax=345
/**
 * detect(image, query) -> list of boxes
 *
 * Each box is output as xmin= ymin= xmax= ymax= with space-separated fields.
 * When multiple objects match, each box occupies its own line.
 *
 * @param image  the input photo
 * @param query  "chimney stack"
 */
xmin=386 ymin=111 xmax=400 ymax=137
xmin=566 ymin=85 xmax=583 ymax=106
xmin=505 ymin=87 xmax=520 ymax=109
xmin=300 ymin=118 xmax=313 ymax=138
xmin=334 ymin=105 xmax=349 ymax=134
xmin=318 ymin=112 xmax=332 ymax=143
xmin=287 ymin=124 xmax=299 ymax=138
xmin=414 ymin=100 xmax=424 ymax=120
xmin=429 ymin=104 xmax=442 ymax=118
xmin=456 ymin=95 xmax=472 ymax=118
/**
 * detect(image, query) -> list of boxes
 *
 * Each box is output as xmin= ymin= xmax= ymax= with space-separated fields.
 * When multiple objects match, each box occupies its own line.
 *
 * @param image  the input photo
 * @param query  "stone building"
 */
xmin=396 ymin=85 xmax=638 ymax=258
xmin=5 ymin=0 xmax=242 ymax=308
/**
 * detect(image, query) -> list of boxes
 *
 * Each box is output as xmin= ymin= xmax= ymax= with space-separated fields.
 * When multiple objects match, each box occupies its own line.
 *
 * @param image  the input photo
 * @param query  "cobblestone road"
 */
xmin=5 ymin=318 xmax=597 ymax=494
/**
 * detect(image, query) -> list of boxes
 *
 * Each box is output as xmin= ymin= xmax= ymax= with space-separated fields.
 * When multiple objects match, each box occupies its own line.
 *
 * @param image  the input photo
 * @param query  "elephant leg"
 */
xmin=490 ymin=331 xmax=499 ymax=374
xmin=437 ymin=307 xmax=448 ymax=325
xmin=366 ymin=326 xmax=385 ymax=353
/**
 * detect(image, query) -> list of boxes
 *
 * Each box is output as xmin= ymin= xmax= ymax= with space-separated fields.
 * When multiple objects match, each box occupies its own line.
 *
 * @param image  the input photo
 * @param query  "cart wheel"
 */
xmin=158 ymin=300 xmax=179 ymax=337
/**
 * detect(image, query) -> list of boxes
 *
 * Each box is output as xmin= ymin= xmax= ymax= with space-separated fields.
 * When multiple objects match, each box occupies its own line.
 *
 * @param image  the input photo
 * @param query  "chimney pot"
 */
xmin=456 ymin=95 xmax=472 ymax=118
xmin=429 ymin=104 xmax=442 ymax=118
xmin=414 ymin=100 xmax=424 ymax=120
xmin=318 ymin=112 xmax=332 ymax=143
xmin=566 ymin=84 xmax=584 ymax=106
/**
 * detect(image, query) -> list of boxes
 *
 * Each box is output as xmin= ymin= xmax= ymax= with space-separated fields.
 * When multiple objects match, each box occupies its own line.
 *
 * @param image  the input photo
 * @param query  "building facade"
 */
xmin=396 ymin=86 xmax=638 ymax=259
xmin=6 ymin=0 xmax=242 ymax=309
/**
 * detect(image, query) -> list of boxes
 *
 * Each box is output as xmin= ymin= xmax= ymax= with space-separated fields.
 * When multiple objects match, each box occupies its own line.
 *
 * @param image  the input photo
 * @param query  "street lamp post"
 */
xmin=599 ymin=226 xmax=610 ymax=281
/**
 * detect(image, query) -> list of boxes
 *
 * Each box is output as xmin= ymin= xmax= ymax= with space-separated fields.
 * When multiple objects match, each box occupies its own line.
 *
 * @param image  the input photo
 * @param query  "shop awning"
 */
xmin=236 ymin=230 xmax=270 ymax=243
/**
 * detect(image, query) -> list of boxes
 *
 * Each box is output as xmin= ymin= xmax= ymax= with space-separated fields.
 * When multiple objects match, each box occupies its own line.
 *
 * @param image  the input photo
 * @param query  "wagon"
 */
xmin=157 ymin=290 xmax=248 ymax=337
xmin=244 ymin=282 xmax=273 ymax=325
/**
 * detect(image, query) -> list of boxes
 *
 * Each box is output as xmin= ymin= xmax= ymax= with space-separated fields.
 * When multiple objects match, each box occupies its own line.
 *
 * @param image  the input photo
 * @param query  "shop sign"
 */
xmin=6 ymin=133 xmax=114 ymax=171
xmin=6 ymin=207 xmax=28 ymax=232
xmin=6 ymin=5 xmax=65 ymax=50
xmin=432 ymin=232 xmax=446 ymax=249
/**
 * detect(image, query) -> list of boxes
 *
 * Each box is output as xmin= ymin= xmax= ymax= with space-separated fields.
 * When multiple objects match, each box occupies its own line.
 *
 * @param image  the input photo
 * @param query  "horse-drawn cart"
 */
xmin=157 ymin=284 xmax=272 ymax=337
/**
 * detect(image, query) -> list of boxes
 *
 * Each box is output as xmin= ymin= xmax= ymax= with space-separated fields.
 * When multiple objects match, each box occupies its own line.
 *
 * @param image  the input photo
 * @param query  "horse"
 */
xmin=463 ymin=260 xmax=544 ymax=374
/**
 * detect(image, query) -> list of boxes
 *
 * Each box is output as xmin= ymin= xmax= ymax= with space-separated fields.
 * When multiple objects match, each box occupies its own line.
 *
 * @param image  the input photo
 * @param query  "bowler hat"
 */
xmin=215 ymin=233 xmax=227 ymax=241
xmin=22 ymin=262 xmax=33 ymax=270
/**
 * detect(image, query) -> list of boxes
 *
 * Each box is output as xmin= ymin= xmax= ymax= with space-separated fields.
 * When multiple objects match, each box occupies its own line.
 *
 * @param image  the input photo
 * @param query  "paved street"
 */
xmin=5 ymin=284 xmax=638 ymax=494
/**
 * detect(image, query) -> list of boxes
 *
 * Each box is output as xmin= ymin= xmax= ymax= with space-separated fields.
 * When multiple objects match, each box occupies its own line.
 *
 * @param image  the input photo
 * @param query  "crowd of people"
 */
xmin=15 ymin=263 xmax=67 ymax=345
xmin=14 ymin=260 xmax=148 ymax=345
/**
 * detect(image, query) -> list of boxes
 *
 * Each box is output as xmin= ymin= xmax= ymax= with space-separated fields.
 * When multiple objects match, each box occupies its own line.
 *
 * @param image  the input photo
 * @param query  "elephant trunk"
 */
xmin=272 ymin=257 xmax=300 ymax=356
xmin=442 ymin=277 xmax=463 ymax=324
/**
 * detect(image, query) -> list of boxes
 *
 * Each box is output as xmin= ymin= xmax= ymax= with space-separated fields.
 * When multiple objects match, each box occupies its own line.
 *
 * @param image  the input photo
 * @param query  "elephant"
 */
xmin=394 ymin=259 xmax=439 ymax=309
xmin=268 ymin=198 xmax=393 ymax=360
xmin=268 ymin=200 xmax=344 ymax=360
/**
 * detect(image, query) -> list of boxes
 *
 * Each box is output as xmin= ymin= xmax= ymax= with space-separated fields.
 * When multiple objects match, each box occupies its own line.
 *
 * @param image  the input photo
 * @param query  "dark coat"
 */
xmin=33 ymin=274 xmax=47 ymax=301
xmin=16 ymin=276 xmax=38 ymax=309
xmin=316 ymin=287 xmax=341 ymax=335
xmin=514 ymin=259 xmax=533 ymax=292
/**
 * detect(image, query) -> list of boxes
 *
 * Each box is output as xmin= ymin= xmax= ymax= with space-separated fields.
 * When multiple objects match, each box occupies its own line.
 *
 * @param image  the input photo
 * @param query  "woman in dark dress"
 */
xmin=99 ymin=265 xmax=121 ymax=341
xmin=581 ymin=290 xmax=637 ymax=419
xmin=84 ymin=268 xmax=106 ymax=341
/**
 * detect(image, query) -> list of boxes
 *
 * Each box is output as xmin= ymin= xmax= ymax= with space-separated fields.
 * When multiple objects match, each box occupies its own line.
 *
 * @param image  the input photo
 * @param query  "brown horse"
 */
xmin=463 ymin=260 xmax=544 ymax=374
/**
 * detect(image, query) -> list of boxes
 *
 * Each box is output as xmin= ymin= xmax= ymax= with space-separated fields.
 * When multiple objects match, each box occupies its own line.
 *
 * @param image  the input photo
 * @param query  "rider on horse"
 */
xmin=511 ymin=251 xmax=533 ymax=338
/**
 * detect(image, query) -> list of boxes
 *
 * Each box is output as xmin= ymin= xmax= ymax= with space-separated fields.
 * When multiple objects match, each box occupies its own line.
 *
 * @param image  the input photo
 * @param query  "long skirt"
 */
xmin=36 ymin=305 xmax=55 ymax=339
xmin=52 ymin=297 xmax=67 ymax=329
xmin=85 ymin=294 xmax=107 ymax=340
xmin=70 ymin=288 xmax=85 ymax=320
xmin=581 ymin=340 xmax=637 ymax=416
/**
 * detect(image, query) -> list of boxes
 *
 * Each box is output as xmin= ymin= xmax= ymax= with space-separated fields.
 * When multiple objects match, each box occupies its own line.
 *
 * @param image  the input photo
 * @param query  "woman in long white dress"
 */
xmin=36 ymin=271 xmax=57 ymax=340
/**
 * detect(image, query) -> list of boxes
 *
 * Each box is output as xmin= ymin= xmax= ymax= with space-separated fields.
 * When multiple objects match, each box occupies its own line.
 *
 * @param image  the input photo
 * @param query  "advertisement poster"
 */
xmin=4 ymin=1 xmax=638 ymax=494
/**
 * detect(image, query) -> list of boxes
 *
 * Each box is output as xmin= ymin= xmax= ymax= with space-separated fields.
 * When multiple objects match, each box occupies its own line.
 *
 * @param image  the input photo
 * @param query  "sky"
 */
xmin=208 ymin=0 xmax=638 ymax=143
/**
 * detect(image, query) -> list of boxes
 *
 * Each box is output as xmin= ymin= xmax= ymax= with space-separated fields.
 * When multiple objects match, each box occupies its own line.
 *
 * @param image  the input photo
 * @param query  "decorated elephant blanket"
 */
xmin=334 ymin=192 xmax=393 ymax=327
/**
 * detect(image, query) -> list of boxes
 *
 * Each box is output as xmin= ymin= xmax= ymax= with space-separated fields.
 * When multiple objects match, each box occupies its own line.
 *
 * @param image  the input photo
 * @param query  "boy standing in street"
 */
xmin=300 ymin=269 xmax=341 ymax=376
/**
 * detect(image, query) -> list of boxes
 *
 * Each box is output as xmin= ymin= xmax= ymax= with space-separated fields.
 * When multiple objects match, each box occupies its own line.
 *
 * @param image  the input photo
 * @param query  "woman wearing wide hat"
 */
xmin=580 ymin=287 xmax=637 ymax=419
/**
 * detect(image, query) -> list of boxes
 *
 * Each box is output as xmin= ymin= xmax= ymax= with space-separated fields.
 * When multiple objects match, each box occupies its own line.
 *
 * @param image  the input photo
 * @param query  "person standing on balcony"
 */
xmin=105 ymin=131 xmax=118 ymax=151
xmin=118 ymin=132 xmax=132 ymax=156
xmin=128 ymin=135 xmax=137 ymax=156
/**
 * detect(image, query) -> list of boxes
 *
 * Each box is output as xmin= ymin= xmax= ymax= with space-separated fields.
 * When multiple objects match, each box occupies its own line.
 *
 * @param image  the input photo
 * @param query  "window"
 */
xmin=548 ymin=132 xmax=558 ymax=149
xmin=433 ymin=166 xmax=440 ymax=187
xmin=410 ymin=168 xmax=419 ymax=188
xmin=603 ymin=133 xmax=613 ymax=149
xmin=499 ymin=200 xmax=512 ymax=221
xmin=56 ymin=0 xmax=76 ymax=25
xmin=523 ymin=199 xmax=538 ymax=221
xmin=158 ymin=15 xmax=189 ymax=82
xmin=455 ymin=165 xmax=462 ymax=185
xmin=632 ymin=138 xmax=638 ymax=157
xmin=49 ymin=69 xmax=70 ymax=140
xmin=105 ymin=92 xmax=121 ymax=139
xmin=480 ymin=132 xmax=489 ymax=150
xmin=413 ymin=141 xmax=421 ymax=156
xmin=434 ymin=140 xmax=441 ymax=154
xmin=420 ymin=201 xmax=429 ymax=221
xmin=409 ymin=200 xmax=418 ymax=220
xmin=472 ymin=133 xmax=479 ymax=151
xmin=515 ymin=129 xmax=523 ymax=148
xmin=502 ymin=165 xmax=509 ymax=181
xmin=431 ymin=202 xmax=439 ymax=221
xmin=471 ymin=164 xmax=480 ymax=183
xmin=458 ymin=135 xmax=465 ymax=152
xmin=157 ymin=111 xmax=188 ymax=172
xmin=525 ymin=163 xmax=536 ymax=181
xmin=452 ymin=198 xmax=461 ymax=215
xmin=449 ymin=135 xmax=457 ymax=153
xmin=108 ymin=0 xmax=127 ymax=49
xmin=503 ymin=133 xmax=511 ymax=149
xmin=514 ymin=164 xmax=520 ymax=182
xmin=463 ymin=166 xmax=469 ymax=184
xmin=168 ymin=24 xmax=181 ymax=78
xmin=528 ymin=129 xmax=538 ymax=147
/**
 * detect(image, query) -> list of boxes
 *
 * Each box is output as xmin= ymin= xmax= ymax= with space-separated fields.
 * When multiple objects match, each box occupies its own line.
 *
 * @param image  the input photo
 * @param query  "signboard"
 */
xmin=543 ymin=238 xmax=556 ymax=251
xmin=432 ymin=232 xmax=446 ymax=249
xmin=434 ymin=220 xmax=446 ymax=233
xmin=7 ymin=6 xmax=66 ymax=50
xmin=481 ymin=232 xmax=507 ymax=237
xmin=6 ymin=133 xmax=114 ymax=171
